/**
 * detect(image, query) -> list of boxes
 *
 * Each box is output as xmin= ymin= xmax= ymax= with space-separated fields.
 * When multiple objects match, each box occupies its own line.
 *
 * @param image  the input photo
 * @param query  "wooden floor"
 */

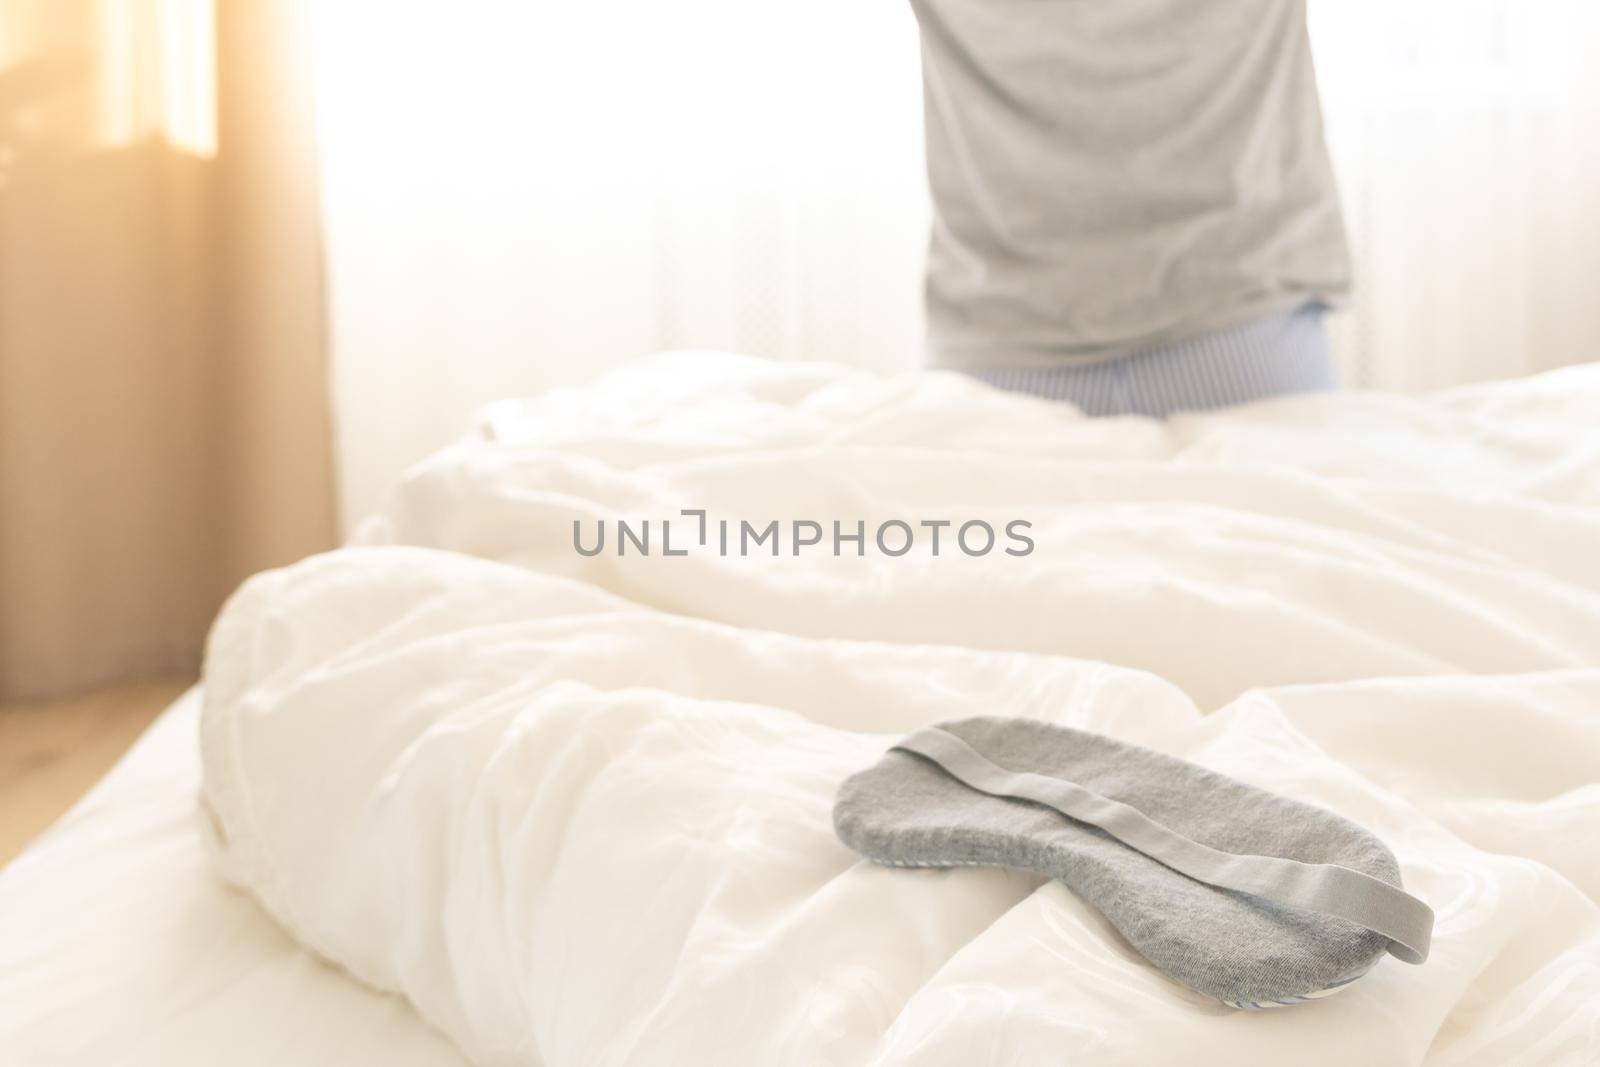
xmin=0 ymin=676 xmax=194 ymax=867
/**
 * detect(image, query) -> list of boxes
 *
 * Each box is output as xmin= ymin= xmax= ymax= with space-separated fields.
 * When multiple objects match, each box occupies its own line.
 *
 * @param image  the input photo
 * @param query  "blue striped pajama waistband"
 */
xmin=956 ymin=303 xmax=1338 ymax=417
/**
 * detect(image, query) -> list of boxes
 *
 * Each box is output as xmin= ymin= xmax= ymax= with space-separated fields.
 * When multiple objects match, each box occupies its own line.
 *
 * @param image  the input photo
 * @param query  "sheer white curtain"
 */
xmin=314 ymin=0 xmax=926 ymax=528
xmin=316 ymin=0 xmax=1600 ymax=528
xmin=1311 ymin=0 xmax=1600 ymax=392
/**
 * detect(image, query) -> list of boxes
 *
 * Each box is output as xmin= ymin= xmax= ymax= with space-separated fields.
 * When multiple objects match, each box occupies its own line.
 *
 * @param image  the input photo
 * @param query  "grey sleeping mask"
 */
xmin=833 ymin=717 xmax=1433 ymax=1009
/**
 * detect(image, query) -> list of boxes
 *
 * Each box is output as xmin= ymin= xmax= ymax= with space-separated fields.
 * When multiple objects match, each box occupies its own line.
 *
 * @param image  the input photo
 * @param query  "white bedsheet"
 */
xmin=0 ymin=692 xmax=469 ymax=1067
xmin=195 ymin=355 xmax=1600 ymax=1066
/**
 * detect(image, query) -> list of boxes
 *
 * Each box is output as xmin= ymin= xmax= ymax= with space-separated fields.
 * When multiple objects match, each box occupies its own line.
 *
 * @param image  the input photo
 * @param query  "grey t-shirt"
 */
xmin=911 ymin=0 xmax=1350 ymax=368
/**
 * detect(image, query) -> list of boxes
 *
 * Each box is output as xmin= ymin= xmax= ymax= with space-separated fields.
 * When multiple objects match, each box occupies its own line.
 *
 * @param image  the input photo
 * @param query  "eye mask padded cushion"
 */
xmin=833 ymin=717 xmax=1430 ymax=1008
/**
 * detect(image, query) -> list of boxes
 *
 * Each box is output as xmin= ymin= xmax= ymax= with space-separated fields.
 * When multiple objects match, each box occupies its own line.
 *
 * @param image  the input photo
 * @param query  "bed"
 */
xmin=0 ymin=690 xmax=468 ymax=1067
xmin=3 ymin=353 xmax=1598 ymax=1066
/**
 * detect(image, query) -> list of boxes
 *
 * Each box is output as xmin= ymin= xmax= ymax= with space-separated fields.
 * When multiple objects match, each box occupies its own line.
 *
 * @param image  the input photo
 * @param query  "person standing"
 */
xmin=911 ymin=0 xmax=1349 ymax=415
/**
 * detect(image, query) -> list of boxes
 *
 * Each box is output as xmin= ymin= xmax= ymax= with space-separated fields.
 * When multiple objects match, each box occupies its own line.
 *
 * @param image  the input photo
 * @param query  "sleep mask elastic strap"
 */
xmin=894 ymin=726 xmax=1434 ymax=965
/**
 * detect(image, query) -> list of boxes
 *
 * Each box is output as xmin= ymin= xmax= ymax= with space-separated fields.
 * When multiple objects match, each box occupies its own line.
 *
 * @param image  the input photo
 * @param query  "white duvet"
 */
xmin=200 ymin=354 xmax=1600 ymax=1066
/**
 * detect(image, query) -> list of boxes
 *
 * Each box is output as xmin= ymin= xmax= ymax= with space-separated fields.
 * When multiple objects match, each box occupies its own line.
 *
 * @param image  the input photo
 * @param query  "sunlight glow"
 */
xmin=96 ymin=0 xmax=215 ymax=156
xmin=158 ymin=0 xmax=214 ymax=156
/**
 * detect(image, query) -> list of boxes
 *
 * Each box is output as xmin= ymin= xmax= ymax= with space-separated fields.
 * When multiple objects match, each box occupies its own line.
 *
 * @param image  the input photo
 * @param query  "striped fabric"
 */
xmin=964 ymin=303 xmax=1337 ymax=417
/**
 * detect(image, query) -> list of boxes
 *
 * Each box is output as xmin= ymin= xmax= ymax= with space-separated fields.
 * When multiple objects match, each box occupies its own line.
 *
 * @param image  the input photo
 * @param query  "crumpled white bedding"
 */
xmin=0 ymin=691 xmax=469 ymax=1067
xmin=201 ymin=354 xmax=1600 ymax=1066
